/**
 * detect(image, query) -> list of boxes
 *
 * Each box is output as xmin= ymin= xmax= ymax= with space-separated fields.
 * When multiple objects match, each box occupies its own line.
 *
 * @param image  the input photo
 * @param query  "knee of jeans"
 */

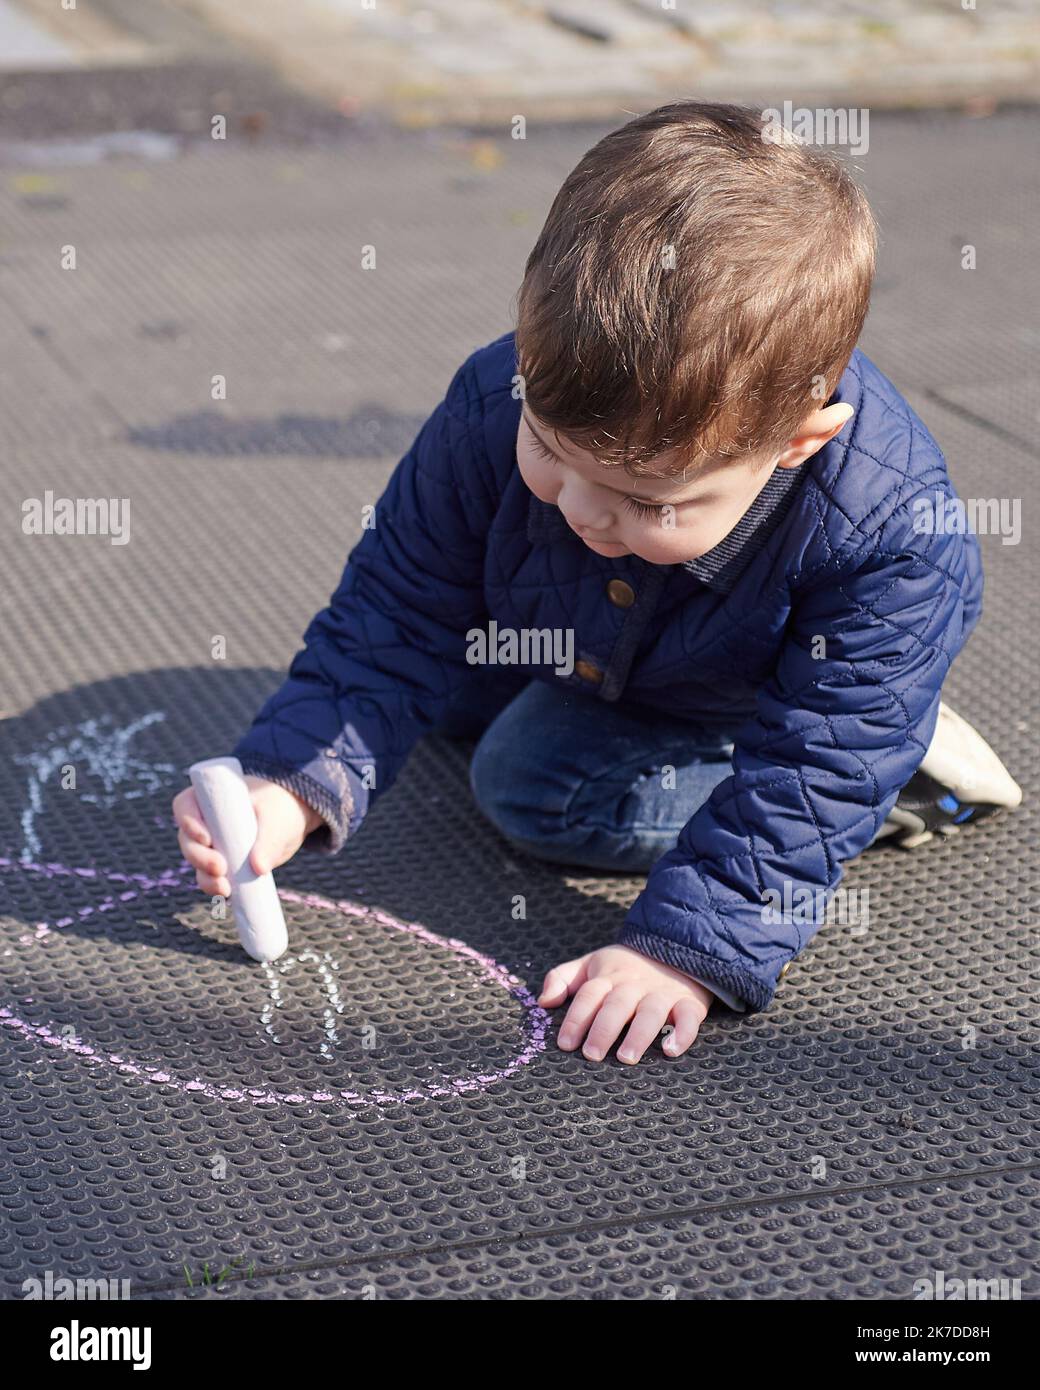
xmin=470 ymin=726 xmax=580 ymax=850
xmin=468 ymin=735 xmax=532 ymax=840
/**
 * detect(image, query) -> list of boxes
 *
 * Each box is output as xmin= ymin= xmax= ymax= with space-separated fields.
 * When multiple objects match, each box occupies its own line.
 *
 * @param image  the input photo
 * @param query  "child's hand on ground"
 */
xmin=173 ymin=776 xmax=323 ymax=898
xmin=539 ymin=944 xmax=713 ymax=1065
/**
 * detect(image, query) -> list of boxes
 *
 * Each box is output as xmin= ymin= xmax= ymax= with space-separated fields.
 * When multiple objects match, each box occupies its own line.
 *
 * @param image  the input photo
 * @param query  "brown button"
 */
xmin=574 ymin=659 xmax=603 ymax=684
xmin=606 ymin=579 xmax=636 ymax=609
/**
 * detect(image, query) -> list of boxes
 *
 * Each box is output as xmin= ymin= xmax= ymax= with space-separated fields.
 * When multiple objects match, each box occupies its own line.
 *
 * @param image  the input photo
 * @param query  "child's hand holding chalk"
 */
xmin=173 ymin=765 xmax=323 ymax=960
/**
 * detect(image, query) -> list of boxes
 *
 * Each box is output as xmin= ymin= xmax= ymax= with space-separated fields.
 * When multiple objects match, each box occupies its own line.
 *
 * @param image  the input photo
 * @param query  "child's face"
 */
xmin=517 ymin=404 xmax=783 ymax=565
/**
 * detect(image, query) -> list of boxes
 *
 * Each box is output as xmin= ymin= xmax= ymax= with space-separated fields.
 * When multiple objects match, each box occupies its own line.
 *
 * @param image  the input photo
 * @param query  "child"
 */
xmin=173 ymin=101 xmax=1021 ymax=1066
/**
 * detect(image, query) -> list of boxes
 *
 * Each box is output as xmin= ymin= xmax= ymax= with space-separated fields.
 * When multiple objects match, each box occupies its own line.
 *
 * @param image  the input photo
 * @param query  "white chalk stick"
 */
xmin=188 ymin=756 xmax=289 ymax=963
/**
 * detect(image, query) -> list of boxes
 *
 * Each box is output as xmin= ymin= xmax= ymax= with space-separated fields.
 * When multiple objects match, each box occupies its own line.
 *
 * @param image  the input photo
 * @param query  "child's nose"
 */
xmin=557 ymin=479 xmax=613 ymax=532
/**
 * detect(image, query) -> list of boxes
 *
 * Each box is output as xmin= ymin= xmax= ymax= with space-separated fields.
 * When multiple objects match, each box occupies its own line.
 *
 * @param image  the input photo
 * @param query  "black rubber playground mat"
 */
xmin=1 ymin=107 xmax=1038 ymax=1301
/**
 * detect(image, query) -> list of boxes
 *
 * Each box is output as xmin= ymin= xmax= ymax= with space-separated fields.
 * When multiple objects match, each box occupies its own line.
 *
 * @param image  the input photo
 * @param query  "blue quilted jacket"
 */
xmin=234 ymin=331 xmax=983 ymax=1012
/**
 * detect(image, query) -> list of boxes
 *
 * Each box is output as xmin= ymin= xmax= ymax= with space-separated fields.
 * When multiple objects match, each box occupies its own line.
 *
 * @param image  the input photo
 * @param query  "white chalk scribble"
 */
xmin=260 ymin=949 xmax=345 ymax=1059
xmin=14 ymin=712 xmax=176 ymax=861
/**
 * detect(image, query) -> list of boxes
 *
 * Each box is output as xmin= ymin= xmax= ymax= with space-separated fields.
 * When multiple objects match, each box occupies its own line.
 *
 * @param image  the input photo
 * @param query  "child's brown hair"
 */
xmin=515 ymin=101 xmax=878 ymax=478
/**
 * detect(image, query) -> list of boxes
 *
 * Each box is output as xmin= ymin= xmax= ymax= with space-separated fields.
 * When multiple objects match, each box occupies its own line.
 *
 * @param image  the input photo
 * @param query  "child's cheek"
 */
xmin=628 ymin=521 xmax=707 ymax=565
xmin=517 ymin=451 xmax=556 ymax=505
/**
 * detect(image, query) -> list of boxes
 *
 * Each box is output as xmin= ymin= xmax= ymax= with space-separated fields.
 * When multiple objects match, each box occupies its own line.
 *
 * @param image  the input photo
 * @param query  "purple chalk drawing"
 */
xmin=0 ymin=857 xmax=550 ymax=1109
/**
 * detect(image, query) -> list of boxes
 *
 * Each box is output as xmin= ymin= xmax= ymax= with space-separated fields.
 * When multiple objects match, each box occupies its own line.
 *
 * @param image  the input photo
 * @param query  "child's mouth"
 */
xmin=582 ymin=537 xmax=628 ymax=553
xmin=569 ymin=524 xmax=628 ymax=555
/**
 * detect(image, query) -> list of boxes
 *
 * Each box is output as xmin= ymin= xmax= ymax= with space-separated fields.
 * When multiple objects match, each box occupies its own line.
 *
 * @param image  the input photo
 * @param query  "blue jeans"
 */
xmin=435 ymin=676 xmax=739 ymax=874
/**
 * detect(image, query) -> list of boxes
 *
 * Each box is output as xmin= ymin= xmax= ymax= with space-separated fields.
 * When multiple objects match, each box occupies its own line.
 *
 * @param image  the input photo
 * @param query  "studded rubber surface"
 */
xmin=1 ymin=107 xmax=1038 ymax=1300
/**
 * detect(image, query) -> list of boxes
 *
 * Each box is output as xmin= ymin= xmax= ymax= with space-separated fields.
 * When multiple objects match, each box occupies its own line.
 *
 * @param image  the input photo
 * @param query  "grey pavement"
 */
xmin=0 ymin=106 xmax=1038 ymax=1299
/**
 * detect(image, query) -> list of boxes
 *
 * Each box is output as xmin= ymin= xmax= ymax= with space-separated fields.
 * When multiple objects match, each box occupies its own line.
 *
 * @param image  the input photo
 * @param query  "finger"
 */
xmin=196 ymin=871 xmax=231 ymax=900
xmin=177 ymin=825 xmax=208 ymax=865
xmin=173 ymin=791 xmax=212 ymax=848
xmin=617 ymin=993 xmax=675 ymax=1065
xmin=539 ymin=954 xmax=589 ymax=1008
xmin=178 ymin=832 xmax=228 ymax=882
xmin=195 ymin=860 xmax=231 ymax=894
xmin=556 ymin=978 xmax=613 ymax=1050
xmin=582 ymin=986 xmax=643 ymax=1062
xmin=663 ymin=998 xmax=708 ymax=1058
xmin=180 ymin=813 xmax=212 ymax=848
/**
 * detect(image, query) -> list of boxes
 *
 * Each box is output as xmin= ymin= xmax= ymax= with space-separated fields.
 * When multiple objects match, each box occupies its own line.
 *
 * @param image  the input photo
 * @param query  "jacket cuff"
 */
xmin=234 ymin=755 xmax=353 ymax=856
xmin=685 ymin=972 xmax=747 ymax=1014
xmin=617 ymin=927 xmax=774 ymax=1014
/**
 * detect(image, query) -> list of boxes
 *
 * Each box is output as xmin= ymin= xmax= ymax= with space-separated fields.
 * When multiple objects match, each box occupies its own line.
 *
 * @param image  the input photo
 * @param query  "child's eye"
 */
xmin=623 ymin=496 xmax=666 ymax=521
xmin=529 ymin=434 xmax=558 ymax=466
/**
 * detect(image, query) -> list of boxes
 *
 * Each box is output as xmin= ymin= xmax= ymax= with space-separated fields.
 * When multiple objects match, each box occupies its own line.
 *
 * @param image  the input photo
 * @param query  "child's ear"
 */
xmin=775 ymin=403 xmax=854 ymax=468
xmin=825 ymin=402 xmax=856 ymax=435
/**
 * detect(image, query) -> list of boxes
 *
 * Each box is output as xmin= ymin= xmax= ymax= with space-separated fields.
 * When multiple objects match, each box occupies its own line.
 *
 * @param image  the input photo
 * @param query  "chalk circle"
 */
xmin=0 ymin=860 xmax=550 ymax=1111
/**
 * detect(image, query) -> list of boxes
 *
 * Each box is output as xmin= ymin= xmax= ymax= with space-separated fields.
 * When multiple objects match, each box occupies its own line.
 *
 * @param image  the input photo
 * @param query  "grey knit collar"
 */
xmin=526 ymin=461 xmax=806 ymax=593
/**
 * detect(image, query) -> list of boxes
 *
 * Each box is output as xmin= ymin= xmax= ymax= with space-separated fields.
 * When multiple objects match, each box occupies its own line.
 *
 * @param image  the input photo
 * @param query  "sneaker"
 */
xmin=875 ymin=702 xmax=1023 ymax=849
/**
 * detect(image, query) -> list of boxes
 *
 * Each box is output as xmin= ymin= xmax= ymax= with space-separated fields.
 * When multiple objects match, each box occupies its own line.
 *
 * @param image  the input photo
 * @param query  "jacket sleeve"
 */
xmin=619 ymin=495 xmax=983 ymax=1012
xmin=232 ymin=363 xmax=493 ymax=853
